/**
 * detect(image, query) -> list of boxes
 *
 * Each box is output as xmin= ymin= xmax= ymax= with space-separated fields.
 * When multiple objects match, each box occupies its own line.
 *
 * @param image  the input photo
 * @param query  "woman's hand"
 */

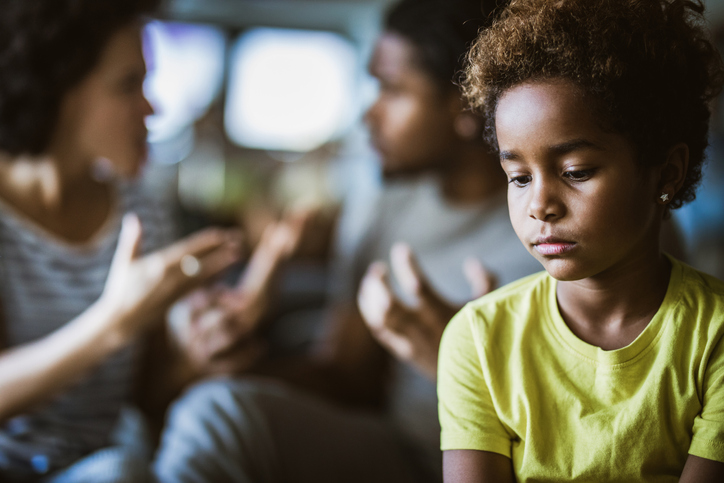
xmin=0 ymin=214 xmax=243 ymax=421
xmin=167 ymin=287 xmax=266 ymax=377
xmin=99 ymin=213 xmax=243 ymax=345
xmin=166 ymin=214 xmax=309 ymax=379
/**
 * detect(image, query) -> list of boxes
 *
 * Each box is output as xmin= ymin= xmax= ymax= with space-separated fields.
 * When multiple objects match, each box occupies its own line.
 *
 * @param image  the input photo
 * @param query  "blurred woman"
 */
xmin=0 ymin=1 xmax=246 ymax=481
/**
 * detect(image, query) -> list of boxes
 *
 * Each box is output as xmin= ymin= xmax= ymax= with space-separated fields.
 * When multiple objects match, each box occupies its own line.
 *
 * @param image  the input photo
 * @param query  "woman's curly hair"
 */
xmin=0 ymin=0 xmax=160 ymax=156
xmin=463 ymin=0 xmax=724 ymax=209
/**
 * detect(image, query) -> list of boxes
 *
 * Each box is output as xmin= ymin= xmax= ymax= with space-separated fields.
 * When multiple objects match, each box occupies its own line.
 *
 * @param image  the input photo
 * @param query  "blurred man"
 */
xmin=153 ymin=1 xmax=541 ymax=482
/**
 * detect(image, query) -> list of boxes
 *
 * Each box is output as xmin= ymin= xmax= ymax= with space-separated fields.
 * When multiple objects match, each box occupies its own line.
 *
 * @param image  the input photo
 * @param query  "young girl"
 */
xmin=437 ymin=0 xmax=724 ymax=481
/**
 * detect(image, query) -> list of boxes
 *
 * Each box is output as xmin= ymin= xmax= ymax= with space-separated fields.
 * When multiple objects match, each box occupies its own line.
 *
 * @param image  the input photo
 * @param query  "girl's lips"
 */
xmin=534 ymin=242 xmax=576 ymax=256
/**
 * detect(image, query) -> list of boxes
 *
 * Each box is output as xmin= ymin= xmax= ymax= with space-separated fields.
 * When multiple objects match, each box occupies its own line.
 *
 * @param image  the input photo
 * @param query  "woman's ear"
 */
xmin=657 ymin=143 xmax=689 ymax=204
xmin=454 ymin=112 xmax=482 ymax=140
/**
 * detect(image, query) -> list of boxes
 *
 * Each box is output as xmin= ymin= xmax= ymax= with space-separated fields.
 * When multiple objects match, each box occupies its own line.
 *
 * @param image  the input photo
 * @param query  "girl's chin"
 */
xmin=540 ymin=259 xmax=590 ymax=282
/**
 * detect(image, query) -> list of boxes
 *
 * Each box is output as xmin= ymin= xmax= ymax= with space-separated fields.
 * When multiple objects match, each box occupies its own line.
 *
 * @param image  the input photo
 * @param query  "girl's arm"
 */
xmin=0 ymin=215 xmax=241 ymax=422
xmin=679 ymin=455 xmax=724 ymax=482
xmin=443 ymin=450 xmax=515 ymax=483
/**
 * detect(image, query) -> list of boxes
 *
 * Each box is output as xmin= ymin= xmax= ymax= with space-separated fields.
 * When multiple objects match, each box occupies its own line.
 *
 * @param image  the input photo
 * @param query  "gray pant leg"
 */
xmin=153 ymin=377 xmax=421 ymax=483
xmin=44 ymin=448 xmax=151 ymax=483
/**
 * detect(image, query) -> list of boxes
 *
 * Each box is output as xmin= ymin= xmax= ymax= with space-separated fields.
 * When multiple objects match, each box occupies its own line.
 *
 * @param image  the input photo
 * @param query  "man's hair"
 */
xmin=0 ymin=0 xmax=160 ymax=156
xmin=385 ymin=0 xmax=508 ymax=92
xmin=462 ymin=0 xmax=724 ymax=209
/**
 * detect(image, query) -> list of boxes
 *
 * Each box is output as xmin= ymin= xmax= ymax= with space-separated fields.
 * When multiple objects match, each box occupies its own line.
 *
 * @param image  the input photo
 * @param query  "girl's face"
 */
xmin=495 ymin=79 xmax=662 ymax=282
xmin=53 ymin=23 xmax=153 ymax=178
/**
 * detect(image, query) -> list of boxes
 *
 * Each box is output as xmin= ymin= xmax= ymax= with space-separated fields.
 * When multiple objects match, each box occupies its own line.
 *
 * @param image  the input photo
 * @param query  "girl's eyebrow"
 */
xmin=500 ymin=138 xmax=603 ymax=162
xmin=499 ymin=150 xmax=520 ymax=161
xmin=549 ymin=138 xmax=603 ymax=155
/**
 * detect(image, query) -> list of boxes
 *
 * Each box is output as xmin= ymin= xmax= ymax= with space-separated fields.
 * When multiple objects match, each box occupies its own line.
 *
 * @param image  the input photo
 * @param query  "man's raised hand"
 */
xmin=357 ymin=243 xmax=496 ymax=381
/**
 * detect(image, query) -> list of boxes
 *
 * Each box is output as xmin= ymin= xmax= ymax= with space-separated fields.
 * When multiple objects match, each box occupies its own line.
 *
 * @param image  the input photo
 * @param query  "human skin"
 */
xmin=350 ymin=31 xmax=504 ymax=385
xmin=497 ymin=80 xmax=674 ymax=350
xmin=357 ymin=243 xmax=494 ymax=381
xmin=443 ymin=78 xmax=724 ymax=482
xmin=167 ymin=36 xmax=482 ymax=396
xmin=166 ymin=210 xmax=312 ymax=380
xmin=55 ymin=23 xmax=154 ymax=179
xmin=365 ymin=32 xmax=461 ymax=178
xmin=0 ymin=23 xmax=155 ymax=244
xmin=0 ymin=23 xmax=243 ymax=422
xmin=256 ymin=26 xmax=507 ymax=409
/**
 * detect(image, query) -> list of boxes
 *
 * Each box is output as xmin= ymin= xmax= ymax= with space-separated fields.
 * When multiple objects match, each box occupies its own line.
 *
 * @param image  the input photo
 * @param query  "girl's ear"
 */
xmin=657 ymin=143 xmax=689 ymax=203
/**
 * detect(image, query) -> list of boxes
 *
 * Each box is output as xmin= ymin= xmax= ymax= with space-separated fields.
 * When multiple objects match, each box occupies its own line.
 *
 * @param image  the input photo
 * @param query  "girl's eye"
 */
xmin=563 ymin=169 xmax=595 ymax=181
xmin=508 ymin=175 xmax=532 ymax=187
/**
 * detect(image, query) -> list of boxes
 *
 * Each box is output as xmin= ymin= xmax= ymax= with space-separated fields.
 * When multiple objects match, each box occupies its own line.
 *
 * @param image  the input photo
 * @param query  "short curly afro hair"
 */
xmin=463 ymin=0 xmax=724 ymax=209
xmin=0 ymin=0 xmax=160 ymax=156
xmin=385 ymin=0 xmax=509 ymax=93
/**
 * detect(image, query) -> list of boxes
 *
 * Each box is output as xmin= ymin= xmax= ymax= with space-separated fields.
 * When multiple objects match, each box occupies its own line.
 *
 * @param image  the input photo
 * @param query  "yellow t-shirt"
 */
xmin=438 ymin=257 xmax=724 ymax=481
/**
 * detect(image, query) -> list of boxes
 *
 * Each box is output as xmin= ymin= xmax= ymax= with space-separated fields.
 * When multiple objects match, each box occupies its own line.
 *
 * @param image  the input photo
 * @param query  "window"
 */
xmin=225 ymin=27 xmax=357 ymax=153
xmin=143 ymin=21 xmax=226 ymax=144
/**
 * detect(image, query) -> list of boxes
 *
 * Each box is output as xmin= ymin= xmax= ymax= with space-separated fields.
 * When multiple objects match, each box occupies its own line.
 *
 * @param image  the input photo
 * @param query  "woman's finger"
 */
xmin=162 ymin=227 xmax=243 ymax=266
xmin=163 ymin=240 xmax=243 ymax=300
xmin=110 ymin=213 xmax=143 ymax=270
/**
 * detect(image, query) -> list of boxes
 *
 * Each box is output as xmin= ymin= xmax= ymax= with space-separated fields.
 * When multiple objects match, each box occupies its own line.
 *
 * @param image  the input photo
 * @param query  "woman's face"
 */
xmin=53 ymin=23 xmax=153 ymax=178
xmin=364 ymin=32 xmax=460 ymax=178
xmin=495 ymin=79 xmax=662 ymax=282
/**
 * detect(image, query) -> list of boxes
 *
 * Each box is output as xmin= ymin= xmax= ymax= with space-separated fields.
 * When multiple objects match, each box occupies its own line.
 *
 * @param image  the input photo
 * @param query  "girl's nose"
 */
xmin=528 ymin=178 xmax=564 ymax=222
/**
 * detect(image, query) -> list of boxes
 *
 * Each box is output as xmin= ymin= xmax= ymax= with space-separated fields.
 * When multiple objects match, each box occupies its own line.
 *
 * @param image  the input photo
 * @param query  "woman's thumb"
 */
xmin=112 ymin=213 xmax=143 ymax=266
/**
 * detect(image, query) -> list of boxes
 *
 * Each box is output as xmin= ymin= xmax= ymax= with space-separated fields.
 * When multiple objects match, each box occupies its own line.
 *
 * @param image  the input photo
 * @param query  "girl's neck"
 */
xmin=440 ymin=146 xmax=507 ymax=205
xmin=556 ymin=239 xmax=671 ymax=351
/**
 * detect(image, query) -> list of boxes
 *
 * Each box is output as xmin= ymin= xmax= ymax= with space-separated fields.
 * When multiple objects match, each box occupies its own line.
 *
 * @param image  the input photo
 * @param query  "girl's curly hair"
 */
xmin=463 ymin=0 xmax=724 ymax=209
xmin=0 ymin=0 xmax=160 ymax=156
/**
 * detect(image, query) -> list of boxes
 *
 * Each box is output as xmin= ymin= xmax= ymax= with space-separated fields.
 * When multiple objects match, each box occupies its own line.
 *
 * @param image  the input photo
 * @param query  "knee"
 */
xmin=155 ymin=377 xmax=285 ymax=482
xmin=165 ymin=377 xmax=285 ymax=435
xmin=52 ymin=448 xmax=151 ymax=483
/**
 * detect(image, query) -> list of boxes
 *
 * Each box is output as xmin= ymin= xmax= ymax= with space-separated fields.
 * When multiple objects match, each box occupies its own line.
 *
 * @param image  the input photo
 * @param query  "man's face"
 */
xmin=365 ymin=32 xmax=459 ymax=178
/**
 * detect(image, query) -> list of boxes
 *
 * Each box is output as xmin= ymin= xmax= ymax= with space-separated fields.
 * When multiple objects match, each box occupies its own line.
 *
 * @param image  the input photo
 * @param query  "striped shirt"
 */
xmin=0 ymin=181 xmax=175 ymax=474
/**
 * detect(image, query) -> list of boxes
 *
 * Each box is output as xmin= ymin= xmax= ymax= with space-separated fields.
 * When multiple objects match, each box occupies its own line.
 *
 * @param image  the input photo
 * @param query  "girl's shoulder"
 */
xmin=465 ymin=269 xmax=551 ymax=313
xmin=671 ymin=257 xmax=724 ymax=324
xmin=670 ymin=256 xmax=724 ymax=304
xmin=678 ymin=260 xmax=724 ymax=294
xmin=451 ymin=270 xmax=552 ymax=338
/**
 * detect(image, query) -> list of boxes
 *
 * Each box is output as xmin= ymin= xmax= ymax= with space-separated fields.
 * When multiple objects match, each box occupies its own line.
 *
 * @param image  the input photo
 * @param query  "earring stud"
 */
xmin=660 ymin=193 xmax=669 ymax=202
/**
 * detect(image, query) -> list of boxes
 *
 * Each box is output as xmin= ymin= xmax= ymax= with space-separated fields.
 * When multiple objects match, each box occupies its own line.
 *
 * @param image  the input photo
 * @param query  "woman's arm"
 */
xmin=0 ymin=215 xmax=241 ymax=422
xmin=0 ymin=297 xmax=135 ymax=421
xmin=443 ymin=450 xmax=515 ymax=483
xmin=679 ymin=455 xmax=724 ymax=482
